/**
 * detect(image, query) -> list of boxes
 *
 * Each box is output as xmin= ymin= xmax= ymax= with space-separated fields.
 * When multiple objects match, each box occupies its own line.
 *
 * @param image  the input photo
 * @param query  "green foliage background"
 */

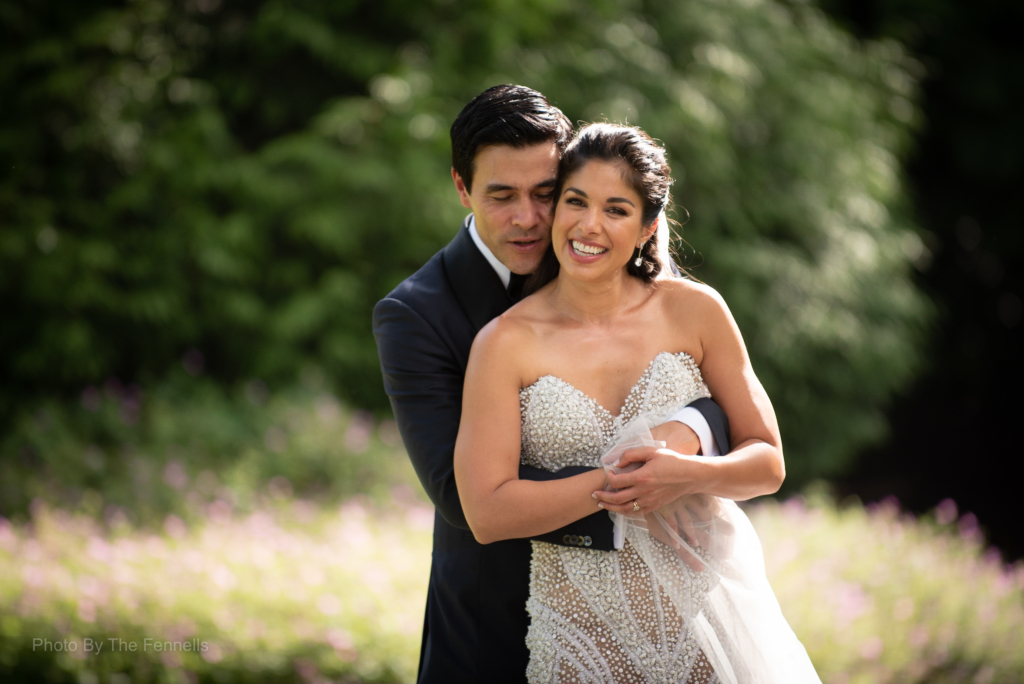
xmin=1 ymin=0 xmax=930 ymax=490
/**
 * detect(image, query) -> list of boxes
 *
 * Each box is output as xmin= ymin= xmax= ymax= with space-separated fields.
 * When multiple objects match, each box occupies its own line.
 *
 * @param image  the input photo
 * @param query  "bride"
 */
xmin=454 ymin=123 xmax=820 ymax=683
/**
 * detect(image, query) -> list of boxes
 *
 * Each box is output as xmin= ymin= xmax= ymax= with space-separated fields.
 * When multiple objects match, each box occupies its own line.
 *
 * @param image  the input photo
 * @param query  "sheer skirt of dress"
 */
xmin=526 ymin=539 xmax=720 ymax=684
xmin=519 ymin=352 xmax=821 ymax=684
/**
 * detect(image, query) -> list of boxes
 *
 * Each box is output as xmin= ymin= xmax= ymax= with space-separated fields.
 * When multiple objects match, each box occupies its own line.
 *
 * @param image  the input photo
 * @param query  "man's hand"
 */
xmin=650 ymin=420 xmax=700 ymax=456
xmin=646 ymin=499 xmax=712 ymax=572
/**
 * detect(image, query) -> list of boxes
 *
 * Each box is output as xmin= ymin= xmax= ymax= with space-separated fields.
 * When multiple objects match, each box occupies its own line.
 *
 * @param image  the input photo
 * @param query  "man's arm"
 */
xmin=374 ymin=296 xmax=732 ymax=541
xmin=660 ymin=397 xmax=731 ymax=456
xmin=374 ymin=296 xmax=473 ymax=529
xmin=374 ymin=296 xmax=613 ymax=544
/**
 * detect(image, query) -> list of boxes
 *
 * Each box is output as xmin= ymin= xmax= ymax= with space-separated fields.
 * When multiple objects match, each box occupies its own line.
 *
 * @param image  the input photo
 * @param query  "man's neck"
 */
xmin=468 ymin=215 xmax=511 ymax=288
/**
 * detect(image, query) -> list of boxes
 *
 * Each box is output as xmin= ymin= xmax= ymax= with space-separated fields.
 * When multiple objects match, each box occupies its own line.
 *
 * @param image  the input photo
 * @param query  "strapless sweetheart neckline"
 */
xmin=520 ymin=350 xmax=697 ymax=421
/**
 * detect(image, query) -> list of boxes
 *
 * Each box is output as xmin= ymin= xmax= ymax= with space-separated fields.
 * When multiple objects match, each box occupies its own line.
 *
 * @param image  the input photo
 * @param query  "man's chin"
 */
xmin=503 ymin=244 xmax=548 ymax=275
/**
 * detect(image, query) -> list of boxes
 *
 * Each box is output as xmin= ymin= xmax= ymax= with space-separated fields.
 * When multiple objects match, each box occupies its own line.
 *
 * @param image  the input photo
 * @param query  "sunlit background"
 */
xmin=1 ymin=0 xmax=1020 ymax=682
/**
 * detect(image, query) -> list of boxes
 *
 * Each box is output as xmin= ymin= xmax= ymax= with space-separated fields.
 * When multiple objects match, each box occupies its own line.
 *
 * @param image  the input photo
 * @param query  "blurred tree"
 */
xmin=0 ymin=0 xmax=929 ymax=486
xmin=818 ymin=0 xmax=1024 ymax=559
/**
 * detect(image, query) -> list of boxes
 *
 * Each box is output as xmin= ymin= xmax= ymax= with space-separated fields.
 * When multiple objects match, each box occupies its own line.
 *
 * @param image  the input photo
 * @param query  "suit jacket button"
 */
xmin=584 ymin=536 xmax=592 ymax=547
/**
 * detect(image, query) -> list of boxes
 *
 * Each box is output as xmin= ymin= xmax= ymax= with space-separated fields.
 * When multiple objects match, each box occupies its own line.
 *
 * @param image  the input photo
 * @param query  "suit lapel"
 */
xmin=443 ymin=215 xmax=512 ymax=333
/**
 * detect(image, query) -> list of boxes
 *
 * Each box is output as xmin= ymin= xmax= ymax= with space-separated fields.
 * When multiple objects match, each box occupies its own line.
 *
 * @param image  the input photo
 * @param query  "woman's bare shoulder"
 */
xmin=471 ymin=295 xmax=549 ymax=363
xmin=657 ymin=277 xmax=746 ymax=367
xmin=657 ymin=277 xmax=730 ymax=317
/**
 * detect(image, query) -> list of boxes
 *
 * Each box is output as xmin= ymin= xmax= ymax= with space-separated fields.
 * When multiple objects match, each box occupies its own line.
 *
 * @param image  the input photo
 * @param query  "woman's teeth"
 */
xmin=572 ymin=240 xmax=607 ymax=256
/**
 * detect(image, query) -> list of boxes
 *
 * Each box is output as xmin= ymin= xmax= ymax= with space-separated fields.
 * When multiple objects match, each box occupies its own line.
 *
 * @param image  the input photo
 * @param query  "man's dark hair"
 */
xmin=450 ymin=84 xmax=573 ymax=193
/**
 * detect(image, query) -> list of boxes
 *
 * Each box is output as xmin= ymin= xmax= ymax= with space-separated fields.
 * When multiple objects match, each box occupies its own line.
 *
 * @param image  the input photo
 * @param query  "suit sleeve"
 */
xmin=374 ymin=296 xmax=474 ymax=529
xmin=686 ymin=396 xmax=731 ymax=454
xmin=374 ymin=295 xmax=619 ymax=548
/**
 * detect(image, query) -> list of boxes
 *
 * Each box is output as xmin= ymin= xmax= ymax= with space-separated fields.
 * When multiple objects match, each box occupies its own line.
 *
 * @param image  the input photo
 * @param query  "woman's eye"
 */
xmin=566 ymin=197 xmax=585 ymax=207
xmin=607 ymin=207 xmax=627 ymax=216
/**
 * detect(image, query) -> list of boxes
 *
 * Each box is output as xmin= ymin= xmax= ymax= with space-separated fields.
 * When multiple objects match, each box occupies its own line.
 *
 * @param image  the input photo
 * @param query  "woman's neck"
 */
xmin=550 ymin=270 xmax=650 ymax=323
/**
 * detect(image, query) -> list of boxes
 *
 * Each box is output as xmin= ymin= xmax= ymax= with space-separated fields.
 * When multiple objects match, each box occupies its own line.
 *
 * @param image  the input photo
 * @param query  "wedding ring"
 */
xmin=632 ymin=500 xmax=641 ymax=513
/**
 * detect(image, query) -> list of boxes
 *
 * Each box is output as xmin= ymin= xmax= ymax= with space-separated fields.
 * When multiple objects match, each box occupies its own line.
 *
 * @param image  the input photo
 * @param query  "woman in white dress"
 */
xmin=454 ymin=123 xmax=820 ymax=683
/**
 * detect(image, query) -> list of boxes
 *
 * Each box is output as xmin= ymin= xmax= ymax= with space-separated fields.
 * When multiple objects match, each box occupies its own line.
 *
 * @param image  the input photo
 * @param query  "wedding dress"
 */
xmin=519 ymin=351 xmax=821 ymax=684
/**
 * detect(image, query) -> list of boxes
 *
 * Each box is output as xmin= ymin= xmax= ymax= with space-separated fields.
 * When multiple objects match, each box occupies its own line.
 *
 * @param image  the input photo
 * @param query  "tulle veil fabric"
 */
xmin=601 ymin=414 xmax=822 ymax=684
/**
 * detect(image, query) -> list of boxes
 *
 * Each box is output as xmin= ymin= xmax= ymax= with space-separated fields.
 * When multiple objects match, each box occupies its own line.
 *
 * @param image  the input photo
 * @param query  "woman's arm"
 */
xmin=595 ymin=285 xmax=784 ymax=508
xmin=453 ymin=318 xmax=606 ymax=544
xmin=687 ymin=283 xmax=785 ymax=498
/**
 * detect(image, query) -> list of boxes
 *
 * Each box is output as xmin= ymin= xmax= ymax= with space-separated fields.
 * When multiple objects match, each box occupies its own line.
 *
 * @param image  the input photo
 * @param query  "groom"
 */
xmin=373 ymin=85 xmax=731 ymax=683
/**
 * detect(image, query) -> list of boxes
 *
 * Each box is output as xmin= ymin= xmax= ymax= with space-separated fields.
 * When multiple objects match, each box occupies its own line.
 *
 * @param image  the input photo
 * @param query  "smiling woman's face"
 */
xmin=552 ymin=160 xmax=654 ymax=283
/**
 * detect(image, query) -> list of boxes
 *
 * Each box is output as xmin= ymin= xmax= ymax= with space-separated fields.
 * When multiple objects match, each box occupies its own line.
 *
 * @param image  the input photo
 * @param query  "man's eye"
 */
xmin=537 ymin=192 xmax=554 ymax=201
xmin=491 ymin=195 xmax=513 ymax=202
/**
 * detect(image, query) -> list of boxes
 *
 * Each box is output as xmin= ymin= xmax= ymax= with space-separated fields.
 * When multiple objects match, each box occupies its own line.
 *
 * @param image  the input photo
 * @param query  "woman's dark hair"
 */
xmin=450 ymin=85 xmax=573 ymax=193
xmin=526 ymin=123 xmax=673 ymax=294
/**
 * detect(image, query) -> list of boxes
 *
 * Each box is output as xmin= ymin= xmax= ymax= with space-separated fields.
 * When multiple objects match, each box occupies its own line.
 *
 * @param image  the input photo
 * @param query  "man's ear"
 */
xmin=452 ymin=168 xmax=473 ymax=209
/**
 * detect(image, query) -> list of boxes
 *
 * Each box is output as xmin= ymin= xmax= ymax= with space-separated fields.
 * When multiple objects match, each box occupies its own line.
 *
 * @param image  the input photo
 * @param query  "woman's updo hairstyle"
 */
xmin=526 ymin=123 xmax=673 ymax=294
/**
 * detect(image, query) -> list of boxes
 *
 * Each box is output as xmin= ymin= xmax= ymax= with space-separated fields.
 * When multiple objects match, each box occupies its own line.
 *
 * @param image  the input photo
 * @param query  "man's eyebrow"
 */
xmin=484 ymin=183 xmax=515 ymax=193
xmin=534 ymin=178 xmax=557 ymax=189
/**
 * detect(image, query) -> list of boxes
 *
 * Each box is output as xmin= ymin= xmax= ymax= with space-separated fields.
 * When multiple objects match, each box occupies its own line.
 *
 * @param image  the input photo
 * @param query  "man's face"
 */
xmin=452 ymin=142 xmax=559 ymax=275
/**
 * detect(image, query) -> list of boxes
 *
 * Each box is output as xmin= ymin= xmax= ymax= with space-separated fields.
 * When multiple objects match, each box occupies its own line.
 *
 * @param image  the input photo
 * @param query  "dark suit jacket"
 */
xmin=372 ymin=216 xmax=730 ymax=684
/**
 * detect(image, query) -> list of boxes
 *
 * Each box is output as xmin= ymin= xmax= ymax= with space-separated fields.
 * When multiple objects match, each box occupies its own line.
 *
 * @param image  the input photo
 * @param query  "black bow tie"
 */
xmin=507 ymin=272 xmax=529 ymax=302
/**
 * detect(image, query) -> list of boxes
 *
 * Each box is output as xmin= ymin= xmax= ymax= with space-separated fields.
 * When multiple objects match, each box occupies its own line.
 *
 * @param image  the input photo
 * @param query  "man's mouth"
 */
xmin=571 ymin=240 xmax=608 ymax=256
xmin=508 ymin=238 xmax=543 ymax=253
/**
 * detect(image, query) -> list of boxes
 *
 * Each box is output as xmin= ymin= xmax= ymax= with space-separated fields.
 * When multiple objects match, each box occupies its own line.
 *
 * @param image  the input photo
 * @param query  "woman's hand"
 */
xmin=592 ymin=445 xmax=709 ymax=514
xmin=591 ymin=418 xmax=702 ymax=514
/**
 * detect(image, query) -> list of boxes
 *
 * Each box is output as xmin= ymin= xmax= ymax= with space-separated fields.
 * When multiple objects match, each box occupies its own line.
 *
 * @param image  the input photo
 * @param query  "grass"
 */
xmin=2 ymin=392 xmax=1021 ymax=683
xmin=0 ymin=495 xmax=432 ymax=684
xmin=2 ymin=490 xmax=1022 ymax=683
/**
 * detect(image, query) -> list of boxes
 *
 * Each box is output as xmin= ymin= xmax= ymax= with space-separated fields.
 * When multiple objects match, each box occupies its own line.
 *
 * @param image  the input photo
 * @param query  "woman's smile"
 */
xmin=569 ymin=239 xmax=609 ymax=261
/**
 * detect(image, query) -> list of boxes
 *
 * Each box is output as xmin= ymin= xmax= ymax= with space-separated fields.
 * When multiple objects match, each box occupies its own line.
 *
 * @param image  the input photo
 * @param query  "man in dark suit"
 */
xmin=373 ymin=85 xmax=730 ymax=683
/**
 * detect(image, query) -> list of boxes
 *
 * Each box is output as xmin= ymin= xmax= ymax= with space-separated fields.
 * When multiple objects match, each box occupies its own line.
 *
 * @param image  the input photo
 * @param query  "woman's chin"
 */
xmin=558 ymin=259 xmax=626 ymax=284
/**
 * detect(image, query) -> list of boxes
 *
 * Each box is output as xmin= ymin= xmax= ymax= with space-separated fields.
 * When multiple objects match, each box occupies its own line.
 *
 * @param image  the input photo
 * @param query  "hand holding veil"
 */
xmin=600 ymin=413 xmax=821 ymax=684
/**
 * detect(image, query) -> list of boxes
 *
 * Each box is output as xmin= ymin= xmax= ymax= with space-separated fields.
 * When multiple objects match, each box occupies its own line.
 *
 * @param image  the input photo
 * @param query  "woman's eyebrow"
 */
xmin=564 ymin=187 xmax=587 ymax=197
xmin=607 ymin=196 xmax=635 ymax=207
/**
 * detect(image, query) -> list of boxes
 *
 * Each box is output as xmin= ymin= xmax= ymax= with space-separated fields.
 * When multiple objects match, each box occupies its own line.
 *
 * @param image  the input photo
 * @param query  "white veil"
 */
xmin=600 ymin=414 xmax=822 ymax=684
xmin=655 ymin=207 xmax=674 ymax=274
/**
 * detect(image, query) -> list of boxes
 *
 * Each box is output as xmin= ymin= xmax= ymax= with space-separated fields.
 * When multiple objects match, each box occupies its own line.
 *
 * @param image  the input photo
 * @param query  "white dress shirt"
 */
xmin=469 ymin=215 xmax=511 ymax=289
xmin=467 ymin=214 xmax=718 ymax=456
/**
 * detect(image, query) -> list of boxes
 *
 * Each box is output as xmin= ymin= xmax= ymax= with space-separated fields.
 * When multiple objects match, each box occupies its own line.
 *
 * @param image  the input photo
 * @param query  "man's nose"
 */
xmin=511 ymin=196 xmax=543 ymax=230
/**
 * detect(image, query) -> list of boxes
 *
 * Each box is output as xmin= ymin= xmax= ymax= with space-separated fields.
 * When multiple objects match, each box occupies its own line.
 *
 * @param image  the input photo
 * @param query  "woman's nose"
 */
xmin=579 ymin=207 xmax=601 ymax=235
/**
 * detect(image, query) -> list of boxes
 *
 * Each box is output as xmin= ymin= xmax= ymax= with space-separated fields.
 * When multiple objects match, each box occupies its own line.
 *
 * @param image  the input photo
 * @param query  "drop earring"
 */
xmin=634 ymin=243 xmax=644 ymax=268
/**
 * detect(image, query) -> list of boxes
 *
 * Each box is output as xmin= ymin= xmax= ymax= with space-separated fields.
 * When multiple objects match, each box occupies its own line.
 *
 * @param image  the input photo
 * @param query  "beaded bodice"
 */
xmin=519 ymin=351 xmax=710 ymax=472
xmin=518 ymin=351 xmax=721 ymax=684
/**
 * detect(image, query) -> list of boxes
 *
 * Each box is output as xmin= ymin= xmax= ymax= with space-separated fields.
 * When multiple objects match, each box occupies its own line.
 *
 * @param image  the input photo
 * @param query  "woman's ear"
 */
xmin=638 ymin=217 xmax=658 ymax=247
